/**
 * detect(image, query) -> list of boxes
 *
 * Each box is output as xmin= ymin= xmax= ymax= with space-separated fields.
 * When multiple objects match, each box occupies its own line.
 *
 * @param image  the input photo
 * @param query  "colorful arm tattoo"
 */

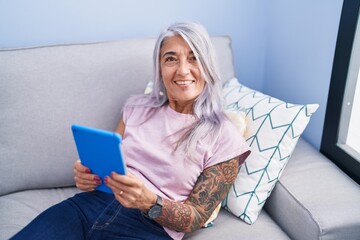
xmin=155 ymin=156 xmax=240 ymax=232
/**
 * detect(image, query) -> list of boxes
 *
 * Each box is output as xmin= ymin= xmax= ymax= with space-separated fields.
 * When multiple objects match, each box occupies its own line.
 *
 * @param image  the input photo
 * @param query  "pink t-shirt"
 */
xmin=122 ymin=104 xmax=250 ymax=240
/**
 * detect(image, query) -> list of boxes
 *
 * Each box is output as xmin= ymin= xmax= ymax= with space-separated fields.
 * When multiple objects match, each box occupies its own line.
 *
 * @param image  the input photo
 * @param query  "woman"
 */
xmin=11 ymin=22 xmax=250 ymax=240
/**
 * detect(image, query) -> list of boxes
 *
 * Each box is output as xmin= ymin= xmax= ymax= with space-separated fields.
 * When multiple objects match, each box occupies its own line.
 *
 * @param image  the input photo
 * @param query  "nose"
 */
xmin=176 ymin=59 xmax=190 ymax=76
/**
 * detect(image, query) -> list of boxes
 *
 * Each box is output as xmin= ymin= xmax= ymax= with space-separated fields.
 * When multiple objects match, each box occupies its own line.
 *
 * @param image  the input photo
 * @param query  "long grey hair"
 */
xmin=127 ymin=22 xmax=225 ymax=155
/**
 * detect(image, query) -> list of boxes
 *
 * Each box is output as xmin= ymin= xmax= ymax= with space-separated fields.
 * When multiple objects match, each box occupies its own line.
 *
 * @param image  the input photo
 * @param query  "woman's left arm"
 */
xmin=106 ymin=155 xmax=244 ymax=233
xmin=156 ymin=156 xmax=240 ymax=232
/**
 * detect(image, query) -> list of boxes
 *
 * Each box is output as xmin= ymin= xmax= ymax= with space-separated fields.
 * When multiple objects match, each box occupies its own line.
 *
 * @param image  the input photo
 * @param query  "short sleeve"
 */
xmin=122 ymin=105 xmax=133 ymax=125
xmin=204 ymin=119 xmax=251 ymax=169
xmin=122 ymin=104 xmax=154 ymax=127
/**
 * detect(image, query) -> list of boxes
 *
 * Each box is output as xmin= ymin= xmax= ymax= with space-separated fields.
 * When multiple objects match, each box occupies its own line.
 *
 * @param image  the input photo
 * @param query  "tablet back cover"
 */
xmin=72 ymin=124 xmax=126 ymax=193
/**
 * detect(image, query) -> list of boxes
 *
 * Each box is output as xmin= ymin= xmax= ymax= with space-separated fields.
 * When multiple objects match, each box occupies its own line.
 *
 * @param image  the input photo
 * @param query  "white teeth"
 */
xmin=175 ymin=80 xmax=193 ymax=85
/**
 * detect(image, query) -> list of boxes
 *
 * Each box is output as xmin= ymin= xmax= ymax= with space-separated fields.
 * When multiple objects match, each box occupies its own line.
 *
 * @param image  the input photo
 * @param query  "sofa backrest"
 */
xmin=0 ymin=36 xmax=235 ymax=196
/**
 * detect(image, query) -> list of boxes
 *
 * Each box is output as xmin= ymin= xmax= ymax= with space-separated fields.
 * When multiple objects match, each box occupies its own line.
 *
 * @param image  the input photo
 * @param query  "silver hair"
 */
xmin=127 ymin=22 xmax=225 ymax=155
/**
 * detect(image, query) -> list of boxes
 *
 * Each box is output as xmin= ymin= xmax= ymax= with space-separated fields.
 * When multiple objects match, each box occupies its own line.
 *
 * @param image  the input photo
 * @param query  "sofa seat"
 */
xmin=0 ymin=187 xmax=80 ymax=239
xmin=265 ymin=138 xmax=360 ymax=240
xmin=185 ymin=209 xmax=289 ymax=239
xmin=0 ymin=187 xmax=289 ymax=240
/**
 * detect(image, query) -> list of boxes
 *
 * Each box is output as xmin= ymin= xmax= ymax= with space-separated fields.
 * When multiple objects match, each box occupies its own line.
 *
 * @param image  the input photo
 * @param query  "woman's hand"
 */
xmin=73 ymin=160 xmax=101 ymax=192
xmin=105 ymin=172 xmax=157 ymax=212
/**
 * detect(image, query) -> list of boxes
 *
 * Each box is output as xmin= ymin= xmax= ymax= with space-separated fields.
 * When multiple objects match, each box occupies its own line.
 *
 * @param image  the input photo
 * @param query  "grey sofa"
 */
xmin=1 ymin=37 xmax=360 ymax=240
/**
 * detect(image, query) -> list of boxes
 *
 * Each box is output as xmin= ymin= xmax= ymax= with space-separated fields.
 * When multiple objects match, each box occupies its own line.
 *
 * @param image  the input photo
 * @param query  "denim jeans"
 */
xmin=11 ymin=191 xmax=172 ymax=240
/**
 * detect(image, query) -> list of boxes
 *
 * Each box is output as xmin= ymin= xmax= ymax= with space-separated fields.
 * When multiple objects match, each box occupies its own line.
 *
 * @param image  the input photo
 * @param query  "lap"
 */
xmin=88 ymin=199 xmax=171 ymax=239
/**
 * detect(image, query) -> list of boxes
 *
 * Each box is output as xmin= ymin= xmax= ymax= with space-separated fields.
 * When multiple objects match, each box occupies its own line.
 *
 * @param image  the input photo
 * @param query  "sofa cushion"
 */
xmin=221 ymin=78 xmax=318 ymax=224
xmin=184 ymin=208 xmax=290 ymax=240
xmin=0 ymin=40 xmax=154 ymax=196
xmin=0 ymin=36 xmax=235 ymax=196
xmin=0 ymin=187 xmax=80 ymax=239
xmin=265 ymin=138 xmax=360 ymax=240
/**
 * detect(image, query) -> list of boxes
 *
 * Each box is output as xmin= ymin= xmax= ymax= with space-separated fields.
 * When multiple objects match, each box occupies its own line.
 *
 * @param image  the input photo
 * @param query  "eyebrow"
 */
xmin=162 ymin=51 xmax=176 ymax=58
xmin=162 ymin=50 xmax=195 ymax=58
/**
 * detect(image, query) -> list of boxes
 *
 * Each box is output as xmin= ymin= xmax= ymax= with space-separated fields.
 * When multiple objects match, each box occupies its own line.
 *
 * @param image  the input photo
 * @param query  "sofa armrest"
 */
xmin=264 ymin=138 xmax=360 ymax=240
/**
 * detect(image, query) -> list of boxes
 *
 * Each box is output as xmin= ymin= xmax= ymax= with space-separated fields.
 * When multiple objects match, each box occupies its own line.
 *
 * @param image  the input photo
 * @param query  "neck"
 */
xmin=168 ymin=100 xmax=194 ymax=114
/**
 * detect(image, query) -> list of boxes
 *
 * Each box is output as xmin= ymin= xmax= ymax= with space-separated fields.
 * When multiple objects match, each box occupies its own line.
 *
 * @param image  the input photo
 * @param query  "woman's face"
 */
xmin=160 ymin=35 xmax=205 ymax=109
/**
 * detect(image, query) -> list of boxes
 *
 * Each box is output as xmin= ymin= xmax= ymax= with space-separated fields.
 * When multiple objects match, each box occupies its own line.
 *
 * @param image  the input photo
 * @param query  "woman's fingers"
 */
xmin=104 ymin=172 xmax=134 ymax=192
xmin=74 ymin=175 xmax=101 ymax=191
xmin=105 ymin=172 xmax=150 ymax=209
xmin=74 ymin=159 xmax=91 ymax=173
xmin=73 ymin=159 xmax=101 ymax=191
xmin=105 ymin=175 xmax=134 ymax=208
xmin=104 ymin=174 xmax=121 ymax=193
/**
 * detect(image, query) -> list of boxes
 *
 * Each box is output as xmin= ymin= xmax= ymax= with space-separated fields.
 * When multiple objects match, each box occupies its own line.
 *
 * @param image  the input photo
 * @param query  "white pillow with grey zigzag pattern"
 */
xmin=221 ymin=78 xmax=319 ymax=224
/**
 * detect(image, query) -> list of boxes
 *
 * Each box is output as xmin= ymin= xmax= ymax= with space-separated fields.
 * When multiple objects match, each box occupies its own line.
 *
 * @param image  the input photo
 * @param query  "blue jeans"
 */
xmin=11 ymin=191 xmax=172 ymax=240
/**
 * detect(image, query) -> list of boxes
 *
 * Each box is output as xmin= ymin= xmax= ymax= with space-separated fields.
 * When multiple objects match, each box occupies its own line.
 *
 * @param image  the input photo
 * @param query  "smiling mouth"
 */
xmin=174 ymin=80 xmax=195 ymax=85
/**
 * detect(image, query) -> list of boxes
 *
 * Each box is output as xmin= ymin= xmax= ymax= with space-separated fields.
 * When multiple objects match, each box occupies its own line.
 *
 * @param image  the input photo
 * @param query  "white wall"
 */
xmin=0 ymin=0 xmax=344 ymax=149
xmin=0 ymin=0 xmax=266 ymax=90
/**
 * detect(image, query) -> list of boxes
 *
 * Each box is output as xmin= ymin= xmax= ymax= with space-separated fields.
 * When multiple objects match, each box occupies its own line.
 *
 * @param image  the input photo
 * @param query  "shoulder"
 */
xmin=216 ymin=116 xmax=246 ymax=147
xmin=222 ymin=110 xmax=247 ymax=137
xmin=202 ymin=111 xmax=249 ymax=168
xmin=123 ymin=96 xmax=165 ymax=125
xmin=123 ymin=95 xmax=153 ymax=122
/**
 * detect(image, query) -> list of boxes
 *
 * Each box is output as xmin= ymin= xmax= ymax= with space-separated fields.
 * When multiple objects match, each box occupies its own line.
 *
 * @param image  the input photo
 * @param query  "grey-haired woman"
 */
xmin=12 ymin=22 xmax=250 ymax=240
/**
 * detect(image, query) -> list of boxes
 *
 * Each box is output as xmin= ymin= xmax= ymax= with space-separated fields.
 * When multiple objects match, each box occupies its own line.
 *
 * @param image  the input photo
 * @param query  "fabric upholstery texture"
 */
xmin=0 ymin=37 xmax=235 ymax=197
xmin=184 ymin=207 xmax=290 ymax=240
xmin=265 ymin=139 xmax=360 ymax=240
xmin=222 ymin=78 xmax=319 ymax=224
xmin=0 ymin=187 xmax=80 ymax=239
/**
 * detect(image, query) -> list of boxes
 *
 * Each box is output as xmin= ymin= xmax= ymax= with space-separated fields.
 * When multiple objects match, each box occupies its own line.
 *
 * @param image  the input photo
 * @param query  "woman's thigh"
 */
xmin=88 ymin=202 xmax=171 ymax=240
xmin=12 ymin=191 xmax=171 ymax=240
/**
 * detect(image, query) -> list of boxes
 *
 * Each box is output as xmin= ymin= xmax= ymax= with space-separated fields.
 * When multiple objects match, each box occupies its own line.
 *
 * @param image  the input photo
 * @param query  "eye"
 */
xmin=188 ymin=55 xmax=197 ymax=62
xmin=165 ymin=56 xmax=177 ymax=62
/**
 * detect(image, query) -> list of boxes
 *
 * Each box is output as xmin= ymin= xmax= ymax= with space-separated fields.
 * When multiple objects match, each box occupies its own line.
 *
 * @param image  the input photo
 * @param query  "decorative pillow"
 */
xmin=144 ymin=81 xmax=153 ymax=94
xmin=221 ymin=78 xmax=319 ymax=224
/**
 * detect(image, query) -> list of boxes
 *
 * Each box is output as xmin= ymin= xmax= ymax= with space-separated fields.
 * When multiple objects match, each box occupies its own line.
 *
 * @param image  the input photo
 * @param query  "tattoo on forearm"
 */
xmin=155 ymin=157 xmax=239 ymax=232
xmin=157 ymin=199 xmax=195 ymax=232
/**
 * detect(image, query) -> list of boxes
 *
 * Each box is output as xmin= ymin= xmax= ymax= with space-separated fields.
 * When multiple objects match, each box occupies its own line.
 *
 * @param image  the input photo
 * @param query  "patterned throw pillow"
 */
xmin=221 ymin=78 xmax=319 ymax=224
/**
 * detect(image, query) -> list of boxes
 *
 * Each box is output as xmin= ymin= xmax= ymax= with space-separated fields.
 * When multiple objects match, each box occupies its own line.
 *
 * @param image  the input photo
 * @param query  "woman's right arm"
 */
xmin=115 ymin=116 xmax=125 ymax=138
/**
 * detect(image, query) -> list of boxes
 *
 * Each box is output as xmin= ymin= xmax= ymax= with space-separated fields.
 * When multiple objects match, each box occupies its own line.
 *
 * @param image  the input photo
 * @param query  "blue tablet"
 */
xmin=71 ymin=124 xmax=126 ymax=194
